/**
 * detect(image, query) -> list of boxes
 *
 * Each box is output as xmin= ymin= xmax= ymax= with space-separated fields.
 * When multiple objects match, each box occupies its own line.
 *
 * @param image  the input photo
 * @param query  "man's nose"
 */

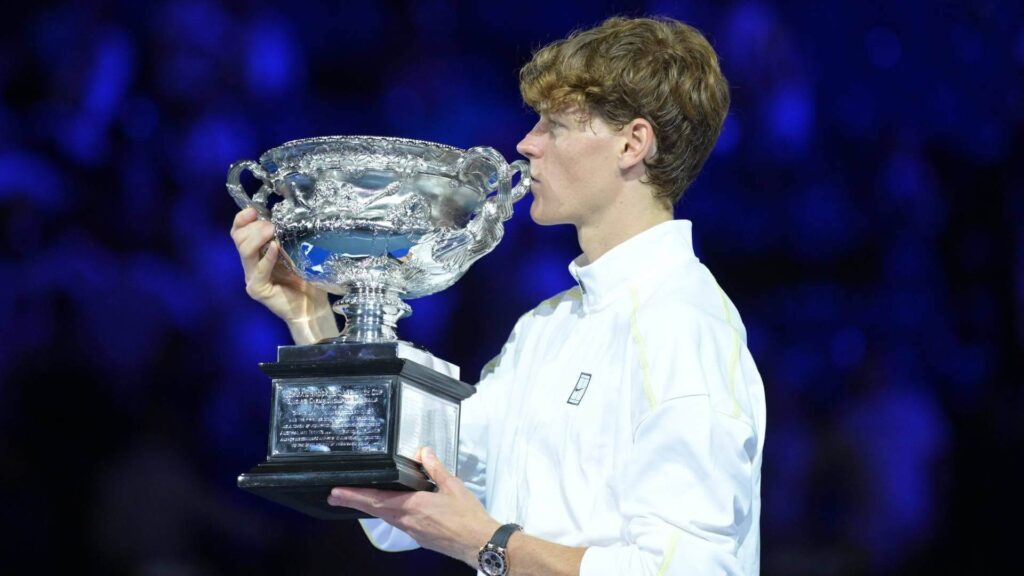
xmin=516 ymin=132 xmax=540 ymax=159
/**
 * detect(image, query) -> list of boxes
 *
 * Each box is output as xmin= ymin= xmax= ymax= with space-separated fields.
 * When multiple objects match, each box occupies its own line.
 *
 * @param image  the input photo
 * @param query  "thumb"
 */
xmin=419 ymin=447 xmax=453 ymax=489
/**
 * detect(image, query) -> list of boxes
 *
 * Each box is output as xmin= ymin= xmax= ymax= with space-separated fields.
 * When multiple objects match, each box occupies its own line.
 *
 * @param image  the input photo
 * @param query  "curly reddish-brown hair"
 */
xmin=519 ymin=16 xmax=730 ymax=204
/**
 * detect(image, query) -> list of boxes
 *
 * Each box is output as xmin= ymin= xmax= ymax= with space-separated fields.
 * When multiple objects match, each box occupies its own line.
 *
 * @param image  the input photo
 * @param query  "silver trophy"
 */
xmin=227 ymin=136 xmax=529 ymax=519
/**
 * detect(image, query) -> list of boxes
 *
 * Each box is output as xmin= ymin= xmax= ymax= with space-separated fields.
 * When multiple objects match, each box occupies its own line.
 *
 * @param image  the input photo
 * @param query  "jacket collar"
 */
xmin=568 ymin=219 xmax=697 ymax=311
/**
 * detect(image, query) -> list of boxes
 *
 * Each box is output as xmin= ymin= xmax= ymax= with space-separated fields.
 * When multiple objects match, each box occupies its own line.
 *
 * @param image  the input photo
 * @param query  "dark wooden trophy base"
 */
xmin=237 ymin=342 xmax=474 ymax=520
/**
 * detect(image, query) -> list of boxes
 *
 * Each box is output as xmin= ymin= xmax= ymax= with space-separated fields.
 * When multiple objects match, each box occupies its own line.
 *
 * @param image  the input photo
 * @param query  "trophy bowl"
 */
xmin=228 ymin=135 xmax=530 ymax=343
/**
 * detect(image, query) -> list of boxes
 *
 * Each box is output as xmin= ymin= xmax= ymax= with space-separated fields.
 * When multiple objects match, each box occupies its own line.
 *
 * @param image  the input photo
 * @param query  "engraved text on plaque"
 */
xmin=272 ymin=381 xmax=390 ymax=456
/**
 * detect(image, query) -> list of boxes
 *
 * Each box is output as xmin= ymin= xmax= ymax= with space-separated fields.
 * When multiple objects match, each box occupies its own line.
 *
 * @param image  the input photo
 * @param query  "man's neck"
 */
xmin=575 ymin=193 xmax=673 ymax=265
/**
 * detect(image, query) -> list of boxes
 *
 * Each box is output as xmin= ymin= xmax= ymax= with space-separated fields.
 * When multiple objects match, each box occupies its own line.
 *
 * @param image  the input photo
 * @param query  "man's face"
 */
xmin=516 ymin=109 xmax=624 ymax=227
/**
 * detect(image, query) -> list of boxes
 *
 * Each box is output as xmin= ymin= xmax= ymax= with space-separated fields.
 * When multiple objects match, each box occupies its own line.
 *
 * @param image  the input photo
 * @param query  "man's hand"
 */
xmin=328 ymin=447 xmax=500 ymax=566
xmin=229 ymin=207 xmax=338 ymax=344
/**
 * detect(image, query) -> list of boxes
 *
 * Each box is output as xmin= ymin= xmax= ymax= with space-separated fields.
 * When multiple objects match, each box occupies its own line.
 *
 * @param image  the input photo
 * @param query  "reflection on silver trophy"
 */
xmin=228 ymin=135 xmax=530 ymax=343
xmin=227 ymin=136 xmax=529 ymax=519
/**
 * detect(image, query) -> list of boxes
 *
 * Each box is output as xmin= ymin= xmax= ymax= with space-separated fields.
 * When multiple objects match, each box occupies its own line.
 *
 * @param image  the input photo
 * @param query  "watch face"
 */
xmin=478 ymin=548 xmax=507 ymax=576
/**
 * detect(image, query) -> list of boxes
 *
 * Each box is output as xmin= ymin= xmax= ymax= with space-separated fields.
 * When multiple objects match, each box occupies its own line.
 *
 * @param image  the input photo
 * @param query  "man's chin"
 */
xmin=529 ymin=201 xmax=566 ymax=226
xmin=529 ymin=208 xmax=559 ymax=226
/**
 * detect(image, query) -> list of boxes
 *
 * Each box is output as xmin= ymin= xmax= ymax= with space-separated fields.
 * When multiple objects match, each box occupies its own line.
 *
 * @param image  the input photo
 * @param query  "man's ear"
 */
xmin=618 ymin=118 xmax=656 ymax=172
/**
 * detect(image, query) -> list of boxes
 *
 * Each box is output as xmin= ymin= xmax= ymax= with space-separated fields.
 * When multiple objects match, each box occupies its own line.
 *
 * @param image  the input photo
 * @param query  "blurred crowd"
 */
xmin=1 ymin=1 xmax=1021 ymax=574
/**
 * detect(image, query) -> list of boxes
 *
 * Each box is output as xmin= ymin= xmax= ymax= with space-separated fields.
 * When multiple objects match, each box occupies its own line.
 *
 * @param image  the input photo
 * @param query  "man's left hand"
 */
xmin=328 ymin=447 xmax=501 ymax=566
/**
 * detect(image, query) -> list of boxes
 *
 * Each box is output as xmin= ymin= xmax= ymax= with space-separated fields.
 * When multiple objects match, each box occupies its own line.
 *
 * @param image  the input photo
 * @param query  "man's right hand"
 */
xmin=230 ymin=207 xmax=339 ymax=345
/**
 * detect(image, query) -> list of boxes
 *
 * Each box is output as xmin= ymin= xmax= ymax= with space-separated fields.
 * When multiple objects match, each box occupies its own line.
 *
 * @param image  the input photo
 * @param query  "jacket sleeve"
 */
xmin=581 ymin=305 xmax=763 ymax=575
xmin=357 ymin=518 xmax=420 ymax=552
xmin=358 ymin=315 xmax=528 ymax=552
xmin=456 ymin=312 xmax=524 ymax=504
xmin=580 ymin=398 xmax=758 ymax=575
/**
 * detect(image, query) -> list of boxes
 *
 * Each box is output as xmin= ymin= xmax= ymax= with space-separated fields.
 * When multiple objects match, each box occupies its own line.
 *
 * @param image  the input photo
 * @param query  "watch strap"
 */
xmin=489 ymin=523 xmax=522 ymax=549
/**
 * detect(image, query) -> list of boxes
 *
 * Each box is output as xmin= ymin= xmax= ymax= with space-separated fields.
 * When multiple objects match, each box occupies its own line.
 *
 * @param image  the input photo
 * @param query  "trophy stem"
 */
xmin=332 ymin=285 xmax=411 ymax=343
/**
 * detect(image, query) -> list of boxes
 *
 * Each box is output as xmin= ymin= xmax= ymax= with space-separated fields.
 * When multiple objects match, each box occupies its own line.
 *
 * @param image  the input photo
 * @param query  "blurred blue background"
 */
xmin=1 ymin=1 xmax=1021 ymax=574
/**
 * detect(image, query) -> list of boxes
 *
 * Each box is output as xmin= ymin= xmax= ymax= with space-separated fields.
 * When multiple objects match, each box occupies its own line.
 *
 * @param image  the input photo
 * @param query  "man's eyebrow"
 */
xmin=543 ymin=111 xmax=571 ymax=125
xmin=550 ymin=107 xmax=588 ymax=124
xmin=537 ymin=114 xmax=561 ymax=127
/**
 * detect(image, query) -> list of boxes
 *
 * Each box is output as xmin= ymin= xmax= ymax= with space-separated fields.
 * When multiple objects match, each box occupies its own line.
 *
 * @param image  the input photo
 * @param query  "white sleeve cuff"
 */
xmin=579 ymin=544 xmax=640 ymax=576
xmin=358 ymin=518 xmax=420 ymax=552
xmin=579 ymin=545 xmax=606 ymax=576
xmin=579 ymin=537 xmax=747 ymax=576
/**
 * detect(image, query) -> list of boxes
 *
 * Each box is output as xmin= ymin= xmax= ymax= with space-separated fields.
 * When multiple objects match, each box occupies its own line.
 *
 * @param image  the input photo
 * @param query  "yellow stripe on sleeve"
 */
xmin=657 ymin=529 xmax=683 ymax=576
xmin=629 ymin=287 xmax=658 ymax=410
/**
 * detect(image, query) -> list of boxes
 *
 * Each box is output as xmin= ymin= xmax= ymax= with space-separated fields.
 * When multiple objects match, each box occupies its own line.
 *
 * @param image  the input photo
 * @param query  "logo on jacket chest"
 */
xmin=566 ymin=372 xmax=592 ymax=405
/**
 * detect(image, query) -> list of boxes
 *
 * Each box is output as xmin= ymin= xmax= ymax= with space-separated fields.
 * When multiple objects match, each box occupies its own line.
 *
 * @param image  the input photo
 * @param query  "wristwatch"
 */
xmin=478 ymin=523 xmax=522 ymax=576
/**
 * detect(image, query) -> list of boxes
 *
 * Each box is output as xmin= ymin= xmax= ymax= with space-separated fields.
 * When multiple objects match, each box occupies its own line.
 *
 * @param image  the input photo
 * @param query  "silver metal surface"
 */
xmin=397 ymin=382 xmax=459 ymax=473
xmin=271 ymin=380 xmax=391 ymax=456
xmin=228 ymin=135 xmax=530 ymax=343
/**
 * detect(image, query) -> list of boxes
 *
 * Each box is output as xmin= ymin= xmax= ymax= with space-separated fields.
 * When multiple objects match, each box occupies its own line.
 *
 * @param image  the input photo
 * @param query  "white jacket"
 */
xmin=363 ymin=220 xmax=766 ymax=575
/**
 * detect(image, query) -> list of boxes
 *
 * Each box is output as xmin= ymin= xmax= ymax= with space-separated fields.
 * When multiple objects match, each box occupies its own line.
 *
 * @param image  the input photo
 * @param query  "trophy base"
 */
xmin=239 ymin=341 xmax=473 ymax=520
xmin=238 ymin=456 xmax=432 ymax=519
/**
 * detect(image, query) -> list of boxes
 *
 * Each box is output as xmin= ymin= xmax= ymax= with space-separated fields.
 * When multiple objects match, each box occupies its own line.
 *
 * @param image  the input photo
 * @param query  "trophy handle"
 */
xmin=507 ymin=159 xmax=530 ymax=200
xmin=457 ymin=149 xmax=530 ymax=219
xmin=491 ymin=158 xmax=530 ymax=221
xmin=432 ymin=149 xmax=529 ymax=269
xmin=227 ymin=159 xmax=274 ymax=220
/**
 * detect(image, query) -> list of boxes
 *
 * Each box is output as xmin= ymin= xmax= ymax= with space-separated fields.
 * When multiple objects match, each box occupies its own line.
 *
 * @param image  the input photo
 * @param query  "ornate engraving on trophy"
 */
xmin=397 ymin=382 xmax=459 ymax=473
xmin=228 ymin=136 xmax=530 ymax=344
xmin=272 ymin=381 xmax=390 ymax=456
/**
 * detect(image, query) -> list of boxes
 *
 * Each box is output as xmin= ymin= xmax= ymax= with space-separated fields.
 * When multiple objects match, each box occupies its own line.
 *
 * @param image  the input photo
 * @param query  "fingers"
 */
xmin=231 ymin=207 xmax=273 ymax=251
xmin=419 ymin=447 xmax=454 ymax=491
xmin=237 ymin=220 xmax=276 ymax=256
xmin=329 ymin=487 xmax=411 ymax=517
xmin=245 ymin=241 xmax=279 ymax=298
xmin=326 ymin=449 xmax=457 ymax=515
xmin=231 ymin=206 xmax=258 ymax=232
xmin=233 ymin=219 xmax=277 ymax=277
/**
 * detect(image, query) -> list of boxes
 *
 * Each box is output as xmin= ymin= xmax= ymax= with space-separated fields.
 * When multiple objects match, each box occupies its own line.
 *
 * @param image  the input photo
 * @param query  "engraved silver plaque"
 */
xmin=271 ymin=380 xmax=390 ymax=456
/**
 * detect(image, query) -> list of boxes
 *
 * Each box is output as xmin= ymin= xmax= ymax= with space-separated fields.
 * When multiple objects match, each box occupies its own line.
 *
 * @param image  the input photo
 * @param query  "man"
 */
xmin=231 ymin=16 xmax=765 ymax=576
